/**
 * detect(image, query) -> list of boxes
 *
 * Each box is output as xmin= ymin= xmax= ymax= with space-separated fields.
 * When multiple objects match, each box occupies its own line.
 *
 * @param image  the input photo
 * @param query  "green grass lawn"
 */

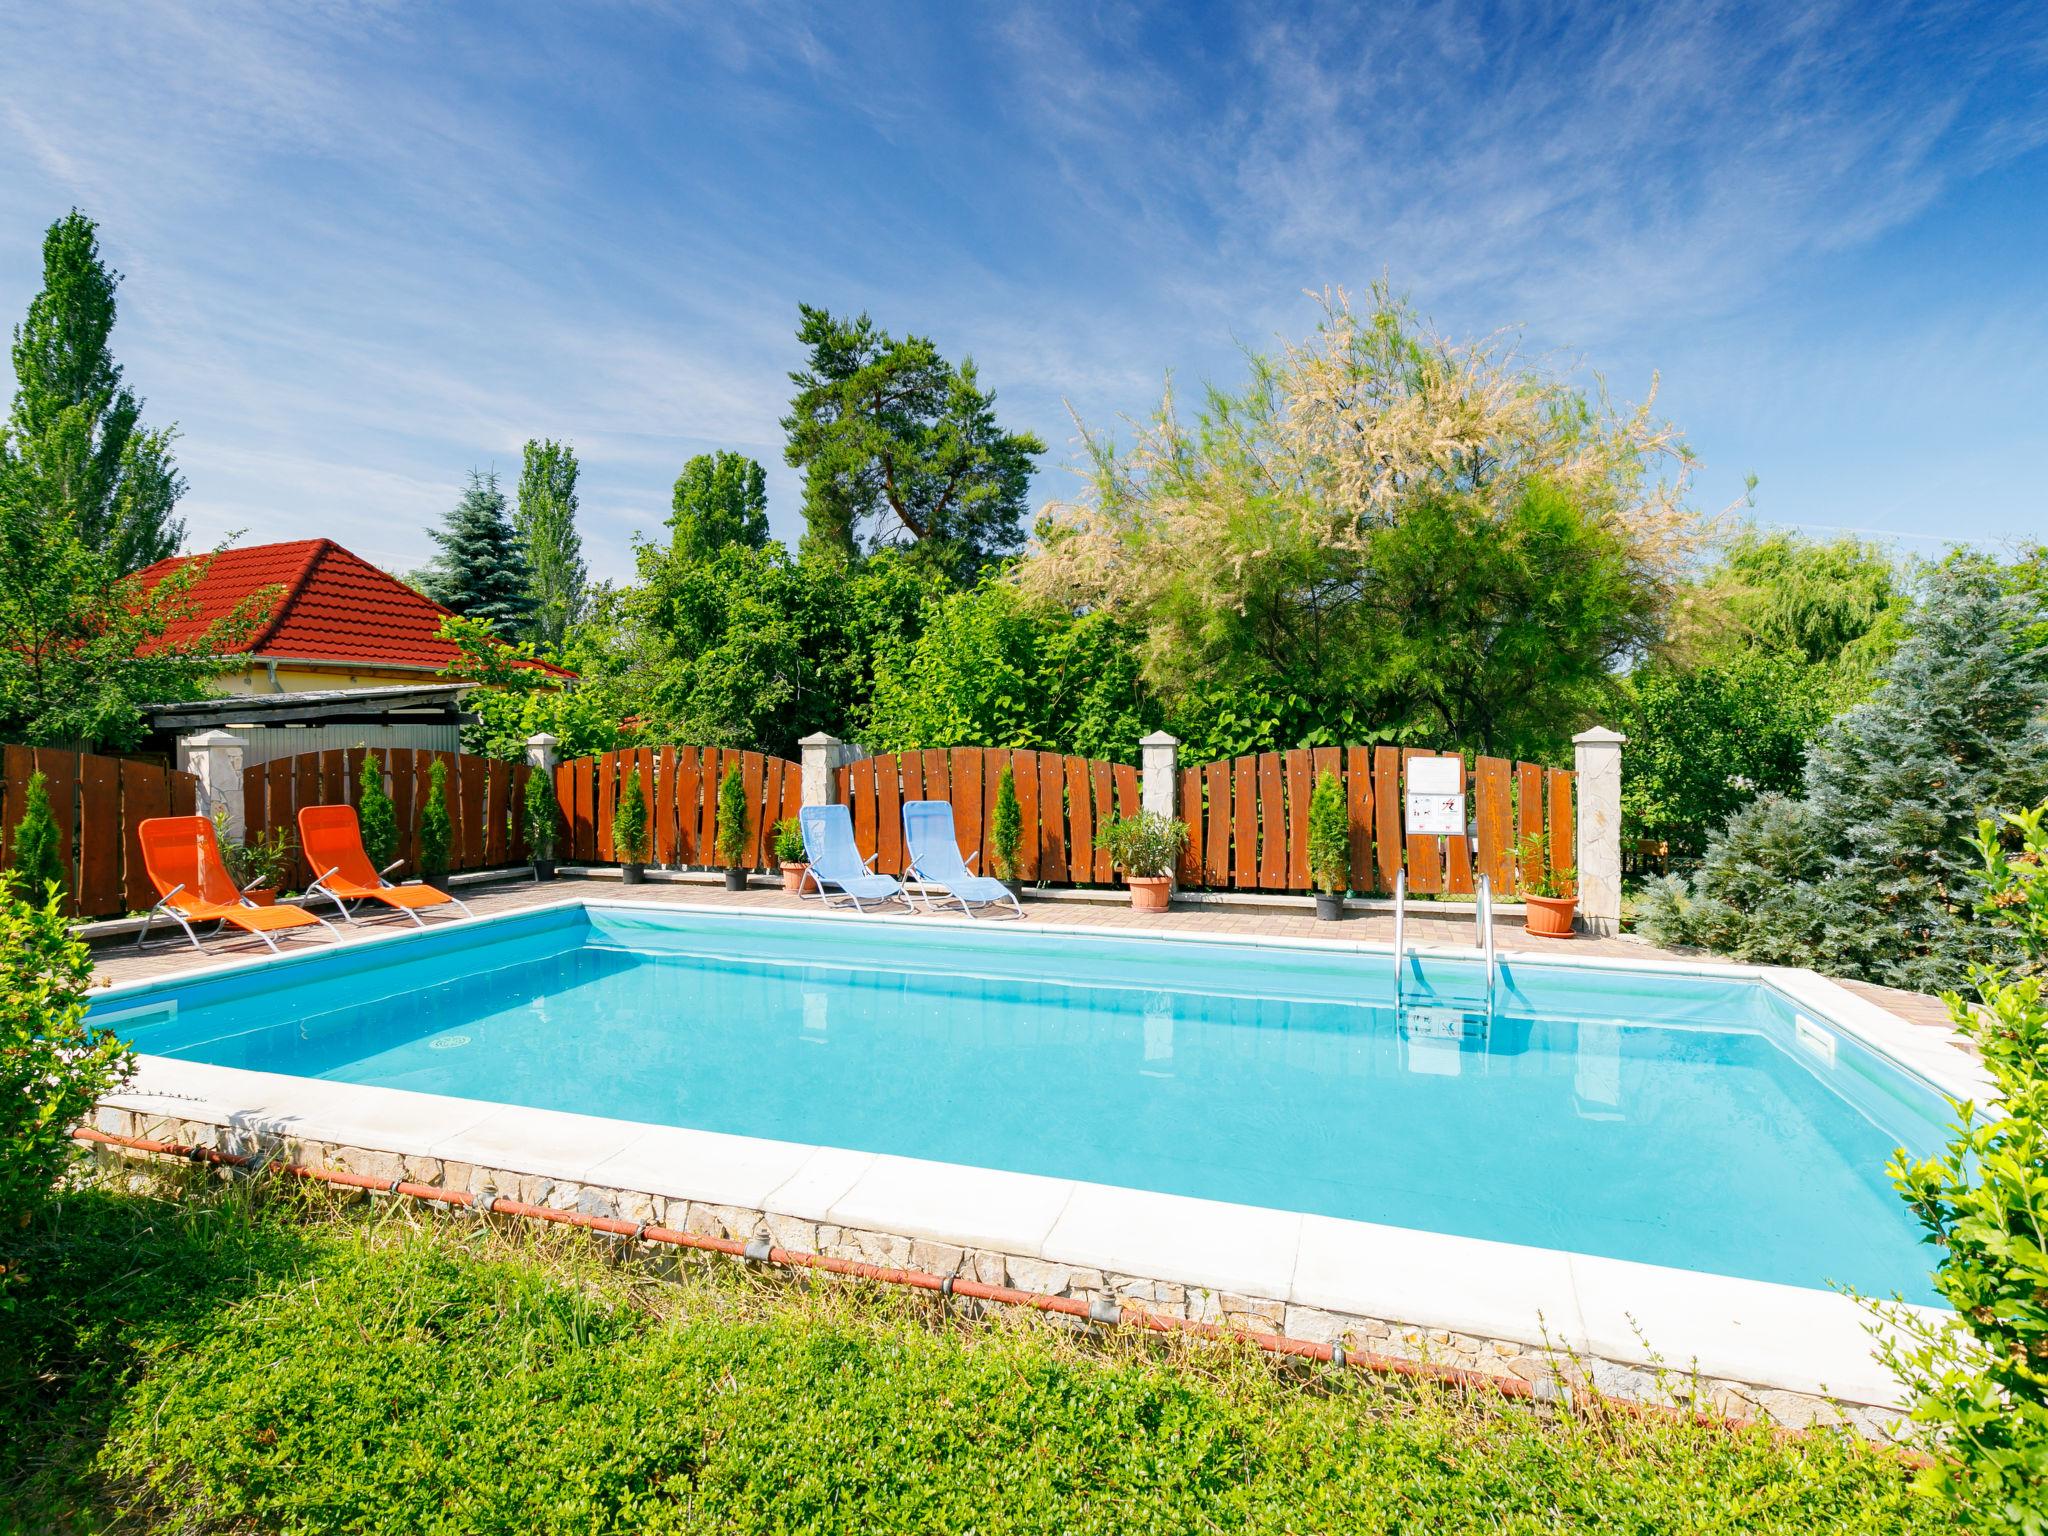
xmin=2 ymin=1168 xmax=1953 ymax=1535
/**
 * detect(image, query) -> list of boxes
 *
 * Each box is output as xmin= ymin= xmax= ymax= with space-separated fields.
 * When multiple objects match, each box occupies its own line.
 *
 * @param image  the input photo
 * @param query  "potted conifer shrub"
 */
xmin=212 ymin=812 xmax=295 ymax=905
xmin=774 ymin=816 xmax=808 ymax=894
xmin=357 ymin=752 xmax=399 ymax=873
xmin=7 ymin=770 xmax=64 ymax=902
xmin=1095 ymin=811 xmax=1188 ymax=913
xmin=1306 ymin=769 xmax=1350 ymax=920
xmin=1515 ymin=833 xmax=1577 ymax=938
xmin=991 ymin=764 xmax=1023 ymax=897
xmin=525 ymin=765 xmax=558 ymax=881
xmin=716 ymin=763 xmax=751 ymax=891
xmin=614 ymin=768 xmax=651 ymax=884
xmin=418 ymin=758 xmax=452 ymax=893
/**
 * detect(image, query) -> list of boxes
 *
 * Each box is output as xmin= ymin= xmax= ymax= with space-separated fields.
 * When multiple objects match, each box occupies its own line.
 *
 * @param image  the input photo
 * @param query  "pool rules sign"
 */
xmin=1403 ymin=756 xmax=1466 ymax=837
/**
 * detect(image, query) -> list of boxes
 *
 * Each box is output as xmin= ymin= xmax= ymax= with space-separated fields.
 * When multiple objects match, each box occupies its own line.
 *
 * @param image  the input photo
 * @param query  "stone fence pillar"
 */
xmin=799 ymin=733 xmax=867 ymax=807
xmin=1139 ymin=731 xmax=1180 ymax=888
xmin=177 ymin=729 xmax=246 ymax=841
xmin=525 ymin=732 xmax=559 ymax=776
xmin=1572 ymin=726 xmax=1626 ymax=937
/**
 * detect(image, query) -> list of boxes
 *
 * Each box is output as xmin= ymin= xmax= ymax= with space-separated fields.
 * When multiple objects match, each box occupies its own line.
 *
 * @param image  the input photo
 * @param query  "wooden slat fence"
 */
xmin=833 ymin=748 xmax=1141 ymax=883
xmin=245 ymin=748 xmax=531 ymax=889
xmin=1 ymin=745 xmax=199 ymax=918
xmin=1178 ymin=747 xmax=1573 ymax=898
xmin=553 ymin=746 xmax=802 ymax=870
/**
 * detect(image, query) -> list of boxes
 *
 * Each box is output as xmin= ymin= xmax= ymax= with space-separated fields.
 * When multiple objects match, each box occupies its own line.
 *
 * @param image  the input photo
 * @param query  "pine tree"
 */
xmin=515 ymin=438 xmax=586 ymax=651
xmin=357 ymin=752 xmax=398 ymax=870
xmin=1641 ymin=561 xmax=2048 ymax=990
xmin=4 ymin=210 xmax=185 ymax=573
xmin=421 ymin=470 xmax=533 ymax=633
xmin=6 ymin=770 xmax=64 ymax=900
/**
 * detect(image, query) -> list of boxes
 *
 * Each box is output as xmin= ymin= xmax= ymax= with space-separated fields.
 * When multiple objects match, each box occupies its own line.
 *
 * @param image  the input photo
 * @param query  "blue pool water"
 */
xmin=96 ymin=904 xmax=1951 ymax=1302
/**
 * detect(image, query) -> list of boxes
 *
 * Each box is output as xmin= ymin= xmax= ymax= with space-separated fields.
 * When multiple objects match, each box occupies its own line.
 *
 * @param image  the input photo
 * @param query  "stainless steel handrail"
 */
xmin=1392 ymin=869 xmax=1407 ymax=1006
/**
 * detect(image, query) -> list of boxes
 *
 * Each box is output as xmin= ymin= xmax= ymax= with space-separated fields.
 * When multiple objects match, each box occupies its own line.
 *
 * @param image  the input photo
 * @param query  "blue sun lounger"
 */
xmin=797 ymin=803 xmax=909 ymax=913
xmin=902 ymin=800 xmax=1024 ymax=919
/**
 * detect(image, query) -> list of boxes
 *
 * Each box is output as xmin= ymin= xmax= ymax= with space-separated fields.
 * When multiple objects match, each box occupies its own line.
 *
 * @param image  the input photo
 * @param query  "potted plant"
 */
xmin=524 ymin=764 xmax=558 ymax=881
xmin=213 ymin=809 xmax=295 ymax=904
xmin=990 ymin=764 xmax=1023 ymax=897
xmin=614 ymin=768 xmax=651 ymax=884
xmin=1306 ymin=769 xmax=1349 ymax=920
xmin=716 ymin=762 xmax=751 ymax=891
xmin=1095 ymin=811 xmax=1188 ymax=913
xmin=418 ymin=758 xmax=452 ymax=893
xmin=357 ymin=751 xmax=399 ymax=873
xmin=774 ymin=816 xmax=808 ymax=894
xmin=1515 ymin=833 xmax=1577 ymax=938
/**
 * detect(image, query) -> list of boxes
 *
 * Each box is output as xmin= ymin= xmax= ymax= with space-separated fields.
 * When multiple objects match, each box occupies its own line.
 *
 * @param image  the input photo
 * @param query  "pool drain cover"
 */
xmin=427 ymin=1035 xmax=472 ymax=1051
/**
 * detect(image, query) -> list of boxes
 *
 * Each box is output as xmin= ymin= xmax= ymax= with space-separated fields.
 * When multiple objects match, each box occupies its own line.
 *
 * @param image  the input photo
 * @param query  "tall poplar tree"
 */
xmin=420 ymin=470 xmax=533 ymax=634
xmin=514 ymin=438 xmax=586 ymax=650
xmin=3 ymin=210 xmax=185 ymax=573
xmin=668 ymin=451 xmax=769 ymax=559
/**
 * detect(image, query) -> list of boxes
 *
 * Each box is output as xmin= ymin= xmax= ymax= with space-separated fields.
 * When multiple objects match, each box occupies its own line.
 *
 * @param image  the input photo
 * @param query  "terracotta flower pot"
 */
xmin=1128 ymin=876 xmax=1171 ymax=912
xmin=781 ymin=862 xmax=808 ymax=894
xmin=1523 ymin=894 xmax=1577 ymax=938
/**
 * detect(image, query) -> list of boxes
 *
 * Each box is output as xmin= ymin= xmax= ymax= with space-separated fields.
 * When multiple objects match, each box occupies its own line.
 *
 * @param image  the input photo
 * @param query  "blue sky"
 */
xmin=3 ymin=1 xmax=2044 ymax=583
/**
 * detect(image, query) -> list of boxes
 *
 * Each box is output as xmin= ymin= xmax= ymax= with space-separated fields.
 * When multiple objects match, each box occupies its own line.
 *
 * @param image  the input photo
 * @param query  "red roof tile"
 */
xmin=136 ymin=539 xmax=571 ymax=677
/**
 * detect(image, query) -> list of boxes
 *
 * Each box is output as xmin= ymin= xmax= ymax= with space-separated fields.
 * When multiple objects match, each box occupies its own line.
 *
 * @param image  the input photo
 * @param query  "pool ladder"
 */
xmin=1392 ymin=870 xmax=1496 ymax=1015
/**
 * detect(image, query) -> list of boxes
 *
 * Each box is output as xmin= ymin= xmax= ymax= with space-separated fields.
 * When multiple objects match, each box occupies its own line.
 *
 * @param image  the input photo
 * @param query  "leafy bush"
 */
xmin=3 ymin=1178 xmax=1943 ymax=1533
xmin=524 ymin=764 xmax=558 ymax=860
xmin=1514 ymin=833 xmax=1575 ymax=901
xmin=417 ymin=759 xmax=451 ymax=877
xmin=1306 ymin=770 xmax=1349 ymax=894
xmin=356 ymin=752 xmax=398 ymax=870
xmin=1095 ymin=812 xmax=1187 ymax=879
xmin=991 ymin=766 xmax=1022 ymax=881
xmin=773 ymin=817 xmax=806 ymax=865
xmin=1880 ymin=802 xmax=2048 ymax=1532
xmin=715 ymin=763 xmax=749 ymax=867
xmin=0 ymin=883 xmax=131 ymax=1230
xmin=613 ymin=767 xmax=650 ymax=865
xmin=210 ymin=811 xmax=295 ymax=892
xmin=1638 ymin=563 xmax=2048 ymax=990
xmin=6 ymin=769 xmax=63 ymax=900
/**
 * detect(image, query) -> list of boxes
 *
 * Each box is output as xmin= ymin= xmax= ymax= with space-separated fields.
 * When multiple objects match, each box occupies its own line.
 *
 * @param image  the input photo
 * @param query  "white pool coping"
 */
xmin=93 ymin=895 xmax=1983 ymax=1411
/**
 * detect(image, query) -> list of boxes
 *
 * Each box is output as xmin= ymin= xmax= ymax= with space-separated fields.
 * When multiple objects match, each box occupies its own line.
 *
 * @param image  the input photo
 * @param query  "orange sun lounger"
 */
xmin=135 ymin=815 xmax=339 ymax=953
xmin=298 ymin=804 xmax=472 ymax=927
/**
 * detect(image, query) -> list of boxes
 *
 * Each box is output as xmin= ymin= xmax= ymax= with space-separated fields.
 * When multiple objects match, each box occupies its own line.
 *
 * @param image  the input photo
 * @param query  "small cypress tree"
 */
xmin=1641 ymin=561 xmax=2048 ymax=990
xmin=715 ymin=763 xmax=750 ymax=868
xmin=524 ymin=764 xmax=557 ymax=860
xmin=417 ymin=759 xmax=451 ymax=878
xmin=356 ymin=752 xmax=398 ymax=870
xmin=991 ymin=765 xmax=1022 ymax=881
xmin=420 ymin=469 xmax=534 ymax=633
xmin=613 ymin=769 xmax=650 ymax=866
xmin=1306 ymin=770 xmax=1350 ymax=895
xmin=7 ymin=770 xmax=64 ymax=901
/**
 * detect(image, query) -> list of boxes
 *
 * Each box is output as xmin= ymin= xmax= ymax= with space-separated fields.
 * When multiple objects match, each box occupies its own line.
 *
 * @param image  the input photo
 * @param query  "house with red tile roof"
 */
xmin=137 ymin=538 xmax=567 ymax=693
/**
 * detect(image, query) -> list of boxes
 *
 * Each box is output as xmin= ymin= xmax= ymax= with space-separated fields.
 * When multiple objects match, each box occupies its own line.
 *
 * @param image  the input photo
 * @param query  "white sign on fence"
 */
xmin=1403 ymin=756 xmax=1466 ymax=838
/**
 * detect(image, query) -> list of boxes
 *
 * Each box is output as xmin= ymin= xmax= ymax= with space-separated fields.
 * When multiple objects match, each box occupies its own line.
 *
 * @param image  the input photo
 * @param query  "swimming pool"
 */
xmin=93 ymin=902 xmax=1951 ymax=1305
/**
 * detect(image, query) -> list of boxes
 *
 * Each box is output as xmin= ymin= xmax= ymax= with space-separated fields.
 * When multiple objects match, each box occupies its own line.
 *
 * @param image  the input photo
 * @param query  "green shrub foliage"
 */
xmin=715 ymin=763 xmax=749 ymax=867
xmin=523 ymin=763 xmax=557 ymax=860
xmin=6 ymin=769 xmax=63 ymax=901
xmin=991 ymin=766 xmax=1022 ymax=881
xmin=1639 ymin=562 xmax=2048 ymax=990
xmin=417 ymin=759 xmax=451 ymax=877
xmin=1881 ymin=802 xmax=2048 ymax=1532
xmin=0 ymin=881 xmax=130 ymax=1229
xmin=356 ymin=752 xmax=398 ymax=870
xmin=1095 ymin=812 xmax=1187 ymax=879
xmin=613 ymin=768 xmax=650 ymax=865
xmin=773 ymin=816 xmax=805 ymax=865
xmin=1306 ymin=770 xmax=1349 ymax=894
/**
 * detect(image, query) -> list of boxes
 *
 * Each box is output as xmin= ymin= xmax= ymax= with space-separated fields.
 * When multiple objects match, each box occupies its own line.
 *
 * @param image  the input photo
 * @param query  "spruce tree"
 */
xmin=515 ymin=438 xmax=586 ymax=651
xmin=7 ymin=770 xmax=64 ymax=901
xmin=4 ymin=210 xmax=185 ymax=573
xmin=1641 ymin=561 xmax=2048 ymax=990
xmin=421 ymin=470 xmax=533 ymax=633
